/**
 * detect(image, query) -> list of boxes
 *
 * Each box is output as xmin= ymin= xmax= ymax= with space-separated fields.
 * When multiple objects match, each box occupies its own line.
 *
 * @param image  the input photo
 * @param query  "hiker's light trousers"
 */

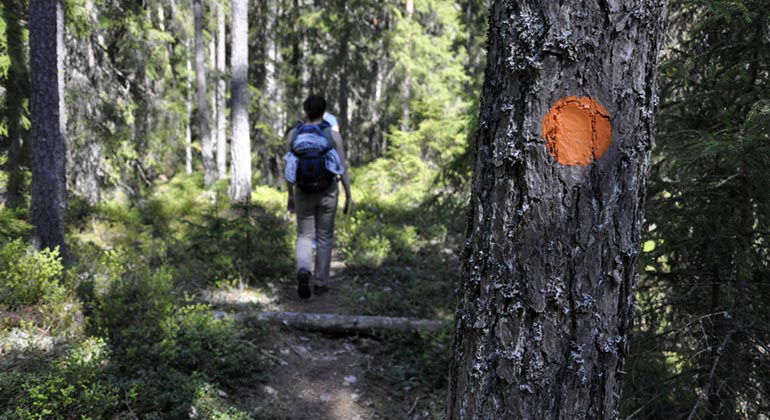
xmin=295 ymin=182 xmax=338 ymax=286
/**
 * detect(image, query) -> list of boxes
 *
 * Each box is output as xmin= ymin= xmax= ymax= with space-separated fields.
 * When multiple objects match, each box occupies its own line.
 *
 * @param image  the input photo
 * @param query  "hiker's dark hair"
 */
xmin=303 ymin=95 xmax=327 ymax=121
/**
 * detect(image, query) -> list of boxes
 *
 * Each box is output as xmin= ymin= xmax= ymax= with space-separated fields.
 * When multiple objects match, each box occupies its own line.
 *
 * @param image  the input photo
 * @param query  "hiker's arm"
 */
xmin=332 ymin=131 xmax=353 ymax=214
xmin=286 ymin=129 xmax=295 ymax=213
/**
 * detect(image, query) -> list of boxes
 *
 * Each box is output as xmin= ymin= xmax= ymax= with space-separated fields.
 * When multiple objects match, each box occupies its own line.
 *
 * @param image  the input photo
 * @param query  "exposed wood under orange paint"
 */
xmin=541 ymin=96 xmax=612 ymax=166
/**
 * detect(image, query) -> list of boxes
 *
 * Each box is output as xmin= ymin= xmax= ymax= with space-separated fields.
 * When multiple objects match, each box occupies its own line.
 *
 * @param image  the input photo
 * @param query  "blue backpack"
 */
xmin=291 ymin=120 xmax=337 ymax=193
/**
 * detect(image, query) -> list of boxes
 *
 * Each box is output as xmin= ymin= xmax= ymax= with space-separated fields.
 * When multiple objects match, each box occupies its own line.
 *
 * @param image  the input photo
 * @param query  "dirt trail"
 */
xmin=206 ymin=257 xmax=417 ymax=419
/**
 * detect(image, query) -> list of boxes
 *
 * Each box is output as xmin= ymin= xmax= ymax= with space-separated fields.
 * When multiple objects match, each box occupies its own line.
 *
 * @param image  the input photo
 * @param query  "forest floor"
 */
xmin=203 ymin=255 xmax=440 ymax=419
xmin=1 ymin=176 xmax=455 ymax=418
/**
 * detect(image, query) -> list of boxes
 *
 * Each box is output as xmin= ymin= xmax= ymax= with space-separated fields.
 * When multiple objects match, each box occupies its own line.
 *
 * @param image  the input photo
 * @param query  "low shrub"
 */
xmin=0 ymin=338 xmax=120 ymax=419
xmin=177 ymin=201 xmax=293 ymax=286
xmin=0 ymin=239 xmax=66 ymax=310
xmin=85 ymin=259 xmax=268 ymax=417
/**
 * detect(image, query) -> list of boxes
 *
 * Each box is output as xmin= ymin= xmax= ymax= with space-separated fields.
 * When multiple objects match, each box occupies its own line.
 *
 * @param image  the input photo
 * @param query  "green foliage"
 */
xmin=5 ymin=0 xmax=486 ymax=415
xmin=620 ymin=331 xmax=697 ymax=419
xmin=0 ymin=3 xmax=9 ymax=80
xmin=337 ymin=159 xmax=463 ymax=319
xmin=77 ymin=249 xmax=269 ymax=417
xmin=0 ymin=206 xmax=30 ymax=239
xmin=625 ymin=0 xmax=770 ymax=417
xmin=140 ymin=174 xmax=205 ymax=236
xmin=0 ymin=338 xmax=120 ymax=419
xmin=391 ymin=0 xmax=470 ymax=117
xmin=177 ymin=200 xmax=294 ymax=286
xmin=63 ymin=0 xmax=92 ymax=38
xmin=385 ymin=0 xmax=473 ymax=177
xmin=0 ymin=239 xmax=65 ymax=309
xmin=162 ymin=303 xmax=267 ymax=390
xmin=0 ymin=172 xmax=285 ymax=418
xmin=72 ymin=174 xmax=293 ymax=288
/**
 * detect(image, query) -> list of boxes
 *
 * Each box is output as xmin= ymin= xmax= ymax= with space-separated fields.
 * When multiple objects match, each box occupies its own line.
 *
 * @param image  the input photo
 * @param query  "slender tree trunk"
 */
xmin=372 ymin=28 xmax=386 ymax=160
xmin=3 ymin=1 xmax=31 ymax=209
xmin=209 ymin=13 xmax=219 ymax=178
xmin=83 ymin=56 xmax=102 ymax=204
xmin=229 ymin=0 xmax=250 ymax=202
xmin=288 ymin=0 xmax=301 ymax=114
xmin=185 ymin=45 xmax=194 ymax=176
xmin=300 ymin=0 xmax=311 ymax=95
xmin=336 ymin=0 xmax=350 ymax=140
xmin=216 ymin=0 xmax=227 ymax=179
xmin=400 ymin=0 xmax=414 ymax=131
xmin=447 ymin=1 xmax=668 ymax=418
xmin=264 ymin=0 xmax=281 ymax=132
xmin=257 ymin=0 xmax=283 ymax=133
xmin=29 ymin=0 xmax=68 ymax=256
xmin=194 ymin=0 xmax=216 ymax=186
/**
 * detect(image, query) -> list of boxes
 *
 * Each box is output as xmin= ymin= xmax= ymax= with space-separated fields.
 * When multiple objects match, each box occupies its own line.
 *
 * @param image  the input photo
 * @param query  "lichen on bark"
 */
xmin=448 ymin=1 xmax=669 ymax=418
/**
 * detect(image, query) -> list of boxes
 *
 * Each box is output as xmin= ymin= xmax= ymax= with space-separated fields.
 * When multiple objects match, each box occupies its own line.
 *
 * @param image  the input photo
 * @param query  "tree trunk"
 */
xmin=216 ymin=0 xmax=227 ymax=179
xmin=263 ymin=0 xmax=282 ymax=132
xmin=194 ymin=0 xmax=216 ymax=186
xmin=229 ymin=0 xmax=250 ymax=202
xmin=3 ymin=1 xmax=32 ymax=209
xmin=185 ymin=38 xmax=193 ymax=175
xmin=400 ymin=0 xmax=414 ymax=131
xmin=447 ymin=1 xmax=668 ymax=418
xmin=288 ymin=0 xmax=301 ymax=114
xmin=336 ymin=0 xmax=350 ymax=140
xmin=29 ymin=0 xmax=68 ymax=256
xmin=209 ymin=12 xmax=219 ymax=178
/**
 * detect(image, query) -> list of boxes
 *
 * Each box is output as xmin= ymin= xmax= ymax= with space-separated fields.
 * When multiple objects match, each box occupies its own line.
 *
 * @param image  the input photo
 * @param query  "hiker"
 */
xmin=284 ymin=95 xmax=353 ymax=299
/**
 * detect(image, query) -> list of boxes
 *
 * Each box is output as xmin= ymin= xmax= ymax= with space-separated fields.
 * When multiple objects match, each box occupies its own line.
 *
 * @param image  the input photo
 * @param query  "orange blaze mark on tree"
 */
xmin=541 ymin=96 xmax=613 ymax=166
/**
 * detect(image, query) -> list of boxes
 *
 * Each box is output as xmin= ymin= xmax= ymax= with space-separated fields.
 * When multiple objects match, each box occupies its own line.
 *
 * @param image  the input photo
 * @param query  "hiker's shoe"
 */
xmin=297 ymin=269 xmax=312 ymax=299
xmin=313 ymin=285 xmax=329 ymax=296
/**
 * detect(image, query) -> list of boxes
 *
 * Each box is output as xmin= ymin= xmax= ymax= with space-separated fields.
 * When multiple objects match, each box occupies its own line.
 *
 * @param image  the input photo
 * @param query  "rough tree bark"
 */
xmin=448 ymin=1 xmax=668 ymax=419
xmin=194 ymin=0 xmax=216 ymax=186
xmin=228 ymin=0 xmax=250 ymax=202
xmin=29 ymin=0 xmax=68 ymax=256
xmin=216 ymin=0 xmax=227 ymax=179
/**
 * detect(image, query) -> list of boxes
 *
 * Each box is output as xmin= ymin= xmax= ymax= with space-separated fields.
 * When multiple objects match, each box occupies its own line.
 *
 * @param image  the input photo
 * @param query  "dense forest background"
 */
xmin=0 ymin=0 xmax=767 ymax=418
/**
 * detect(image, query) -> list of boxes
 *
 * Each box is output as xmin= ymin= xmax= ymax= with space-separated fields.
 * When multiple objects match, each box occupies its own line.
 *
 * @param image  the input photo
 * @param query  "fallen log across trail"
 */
xmin=215 ymin=311 xmax=449 ymax=336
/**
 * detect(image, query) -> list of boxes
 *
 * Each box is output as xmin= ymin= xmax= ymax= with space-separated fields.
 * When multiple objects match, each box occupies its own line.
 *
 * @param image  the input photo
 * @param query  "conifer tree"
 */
xmin=215 ymin=0 xmax=226 ymax=179
xmin=625 ymin=1 xmax=770 ymax=417
xmin=194 ymin=0 xmax=216 ymax=186
xmin=29 ymin=0 xmax=67 ymax=255
xmin=448 ymin=0 xmax=668 ymax=417
xmin=229 ymin=0 xmax=250 ymax=202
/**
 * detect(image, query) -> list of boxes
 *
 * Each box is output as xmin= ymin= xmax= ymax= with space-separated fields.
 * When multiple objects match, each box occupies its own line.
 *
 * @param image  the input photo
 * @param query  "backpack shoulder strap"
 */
xmin=290 ymin=122 xmax=304 ymax=151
